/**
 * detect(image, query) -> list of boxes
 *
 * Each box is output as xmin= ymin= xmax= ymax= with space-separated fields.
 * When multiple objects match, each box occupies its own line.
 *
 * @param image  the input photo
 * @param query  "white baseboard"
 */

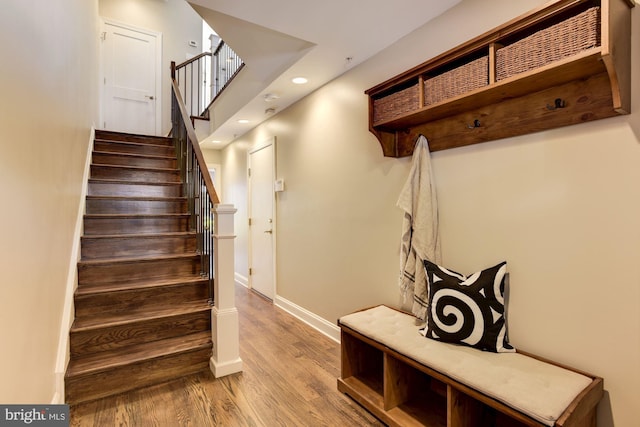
xmin=51 ymin=372 xmax=64 ymax=404
xmin=209 ymin=357 xmax=243 ymax=378
xmin=274 ymin=295 xmax=340 ymax=343
xmin=234 ymin=271 xmax=339 ymax=342
xmin=235 ymin=272 xmax=248 ymax=288
xmin=54 ymin=127 xmax=95 ymax=403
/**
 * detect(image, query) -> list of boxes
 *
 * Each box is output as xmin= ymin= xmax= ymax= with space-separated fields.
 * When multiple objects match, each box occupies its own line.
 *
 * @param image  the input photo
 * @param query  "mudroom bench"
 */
xmin=337 ymin=305 xmax=603 ymax=427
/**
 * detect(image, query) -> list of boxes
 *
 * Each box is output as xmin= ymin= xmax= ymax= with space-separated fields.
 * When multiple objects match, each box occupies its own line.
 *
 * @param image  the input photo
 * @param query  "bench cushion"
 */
xmin=339 ymin=305 xmax=592 ymax=426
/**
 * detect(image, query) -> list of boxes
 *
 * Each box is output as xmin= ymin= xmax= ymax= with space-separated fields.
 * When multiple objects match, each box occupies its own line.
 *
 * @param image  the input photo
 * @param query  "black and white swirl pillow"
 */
xmin=421 ymin=260 xmax=515 ymax=353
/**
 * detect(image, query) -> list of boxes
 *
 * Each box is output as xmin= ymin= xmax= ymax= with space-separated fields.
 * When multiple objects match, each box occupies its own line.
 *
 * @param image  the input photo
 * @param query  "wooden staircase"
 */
xmin=65 ymin=130 xmax=212 ymax=405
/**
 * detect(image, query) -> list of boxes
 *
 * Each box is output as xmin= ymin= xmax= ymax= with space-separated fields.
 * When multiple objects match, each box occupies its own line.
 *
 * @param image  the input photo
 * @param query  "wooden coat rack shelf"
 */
xmin=365 ymin=0 xmax=634 ymax=157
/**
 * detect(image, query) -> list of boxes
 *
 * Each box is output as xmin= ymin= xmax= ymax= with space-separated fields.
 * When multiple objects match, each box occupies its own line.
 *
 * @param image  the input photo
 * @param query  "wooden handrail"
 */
xmin=175 ymin=51 xmax=212 ymax=70
xmin=170 ymin=77 xmax=220 ymax=204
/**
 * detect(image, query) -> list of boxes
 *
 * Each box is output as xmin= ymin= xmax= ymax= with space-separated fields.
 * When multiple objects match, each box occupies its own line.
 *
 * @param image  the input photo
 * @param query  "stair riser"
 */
xmin=92 ymin=152 xmax=176 ymax=169
xmin=70 ymin=310 xmax=211 ymax=356
xmin=86 ymin=198 xmax=187 ymax=215
xmin=94 ymin=141 xmax=174 ymax=157
xmin=81 ymin=235 xmax=197 ymax=260
xmin=74 ymin=282 xmax=208 ymax=318
xmin=78 ymin=257 xmax=201 ymax=287
xmin=95 ymin=130 xmax=173 ymax=146
xmin=88 ymin=181 xmax=182 ymax=198
xmin=90 ymin=165 xmax=180 ymax=183
xmin=65 ymin=347 xmax=211 ymax=404
xmin=83 ymin=216 xmax=190 ymax=235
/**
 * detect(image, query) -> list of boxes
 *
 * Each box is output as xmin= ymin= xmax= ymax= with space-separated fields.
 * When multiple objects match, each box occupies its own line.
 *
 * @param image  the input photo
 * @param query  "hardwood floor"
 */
xmin=70 ymin=284 xmax=383 ymax=426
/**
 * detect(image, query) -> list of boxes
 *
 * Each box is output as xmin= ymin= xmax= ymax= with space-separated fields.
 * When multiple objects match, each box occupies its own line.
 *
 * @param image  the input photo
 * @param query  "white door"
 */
xmin=248 ymin=139 xmax=276 ymax=300
xmin=101 ymin=20 xmax=161 ymax=135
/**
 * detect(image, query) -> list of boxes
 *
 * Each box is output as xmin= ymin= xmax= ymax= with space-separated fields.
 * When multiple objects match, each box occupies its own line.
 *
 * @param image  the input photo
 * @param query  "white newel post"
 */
xmin=210 ymin=203 xmax=243 ymax=377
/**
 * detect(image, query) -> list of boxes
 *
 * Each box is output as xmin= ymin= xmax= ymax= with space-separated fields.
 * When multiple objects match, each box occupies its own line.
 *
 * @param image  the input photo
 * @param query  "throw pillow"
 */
xmin=421 ymin=260 xmax=515 ymax=353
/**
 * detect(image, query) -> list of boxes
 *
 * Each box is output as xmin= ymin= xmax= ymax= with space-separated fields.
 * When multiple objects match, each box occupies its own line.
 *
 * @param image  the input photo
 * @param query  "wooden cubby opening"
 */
xmin=340 ymin=331 xmax=384 ymax=399
xmin=384 ymin=354 xmax=447 ymax=426
xmin=449 ymin=386 xmax=531 ymax=427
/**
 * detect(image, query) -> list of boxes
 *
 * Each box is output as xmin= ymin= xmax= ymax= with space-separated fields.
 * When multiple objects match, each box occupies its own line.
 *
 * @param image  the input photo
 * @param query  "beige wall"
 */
xmin=218 ymin=142 xmax=250 ymax=281
xmin=0 ymin=0 xmax=100 ymax=403
xmin=99 ymin=0 xmax=203 ymax=134
xmin=201 ymin=147 xmax=223 ymax=201
xmin=221 ymin=0 xmax=640 ymax=425
xmin=201 ymin=148 xmax=221 ymax=166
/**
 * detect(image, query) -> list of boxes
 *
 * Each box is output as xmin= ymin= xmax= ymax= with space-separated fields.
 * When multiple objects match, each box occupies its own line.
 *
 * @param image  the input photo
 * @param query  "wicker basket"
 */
xmin=496 ymin=7 xmax=600 ymax=81
xmin=373 ymin=84 xmax=419 ymax=124
xmin=424 ymin=56 xmax=489 ymax=106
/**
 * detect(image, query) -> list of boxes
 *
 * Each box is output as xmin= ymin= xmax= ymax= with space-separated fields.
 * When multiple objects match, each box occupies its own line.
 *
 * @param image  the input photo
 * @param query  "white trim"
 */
xmin=274 ymin=295 xmax=341 ymax=343
xmin=209 ymin=357 xmax=243 ymax=378
xmin=53 ymin=128 xmax=95 ymax=404
xmin=235 ymin=272 xmax=249 ymax=288
xmin=100 ymin=18 xmax=163 ymax=136
xmin=247 ymin=137 xmax=277 ymax=300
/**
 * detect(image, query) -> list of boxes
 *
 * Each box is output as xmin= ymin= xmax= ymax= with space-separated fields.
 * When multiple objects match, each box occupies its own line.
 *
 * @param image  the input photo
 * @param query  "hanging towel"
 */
xmin=397 ymin=135 xmax=441 ymax=320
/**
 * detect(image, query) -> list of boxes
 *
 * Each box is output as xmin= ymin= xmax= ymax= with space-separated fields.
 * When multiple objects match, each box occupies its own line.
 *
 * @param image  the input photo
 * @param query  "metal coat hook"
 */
xmin=547 ymin=98 xmax=566 ymax=110
xmin=467 ymin=119 xmax=481 ymax=129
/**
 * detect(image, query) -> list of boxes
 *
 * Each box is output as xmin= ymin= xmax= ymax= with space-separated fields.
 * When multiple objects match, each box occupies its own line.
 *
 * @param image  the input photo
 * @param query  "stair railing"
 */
xmin=170 ymin=71 xmax=220 ymax=304
xmin=172 ymin=41 xmax=244 ymax=123
xmin=173 ymin=52 xmax=212 ymax=120
xmin=212 ymin=41 xmax=244 ymax=99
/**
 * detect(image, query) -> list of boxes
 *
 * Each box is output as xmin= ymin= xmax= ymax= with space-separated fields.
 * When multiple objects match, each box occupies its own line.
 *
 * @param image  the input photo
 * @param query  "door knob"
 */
xmin=145 ymin=95 xmax=155 ymax=100
xmin=264 ymin=230 xmax=273 ymax=234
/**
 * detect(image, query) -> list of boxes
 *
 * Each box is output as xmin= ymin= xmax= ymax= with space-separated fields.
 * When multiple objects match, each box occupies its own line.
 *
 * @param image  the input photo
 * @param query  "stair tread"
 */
xmin=81 ymin=231 xmax=196 ymax=240
xmin=72 ymin=300 xmax=210 ymax=331
xmin=76 ymin=273 xmax=208 ymax=292
xmin=75 ymin=276 xmax=208 ymax=296
xmin=95 ymin=130 xmax=172 ymax=142
xmin=95 ymin=138 xmax=172 ymax=149
xmin=92 ymin=163 xmax=180 ymax=173
xmin=84 ymin=213 xmax=190 ymax=218
xmin=78 ymin=252 xmax=199 ymax=266
xmin=93 ymin=150 xmax=175 ymax=160
xmin=66 ymin=330 xmax=211 ymax=378
xmin=86 ymin=195 xmax=187 ymax=201
xmin=89 ymin=178 xmax=182 ymax=186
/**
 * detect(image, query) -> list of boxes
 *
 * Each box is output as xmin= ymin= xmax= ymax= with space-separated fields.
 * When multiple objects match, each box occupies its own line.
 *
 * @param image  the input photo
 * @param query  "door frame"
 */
xmin=99 ymin=18 xmax=163 ymax=135
xmin=247 ymin=137 xmax=277 ymax=300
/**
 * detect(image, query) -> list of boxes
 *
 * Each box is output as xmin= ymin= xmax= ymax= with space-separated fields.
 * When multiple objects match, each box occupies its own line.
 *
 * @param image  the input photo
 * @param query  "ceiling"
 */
xmin=187 ymin=0 xmax=461 ymax=148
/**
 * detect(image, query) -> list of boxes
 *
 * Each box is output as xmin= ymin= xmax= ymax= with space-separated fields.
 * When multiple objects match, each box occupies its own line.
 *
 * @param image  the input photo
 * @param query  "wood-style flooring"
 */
xmin=70 ymin=284 xmax=383 ymax=426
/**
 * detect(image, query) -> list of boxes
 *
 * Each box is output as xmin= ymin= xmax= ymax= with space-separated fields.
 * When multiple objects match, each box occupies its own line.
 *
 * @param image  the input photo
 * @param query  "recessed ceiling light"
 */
xmin=237 ymin=119 xmax=249 ymax=124
xmin=292 ymin=77 xmax=308 ymax=85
